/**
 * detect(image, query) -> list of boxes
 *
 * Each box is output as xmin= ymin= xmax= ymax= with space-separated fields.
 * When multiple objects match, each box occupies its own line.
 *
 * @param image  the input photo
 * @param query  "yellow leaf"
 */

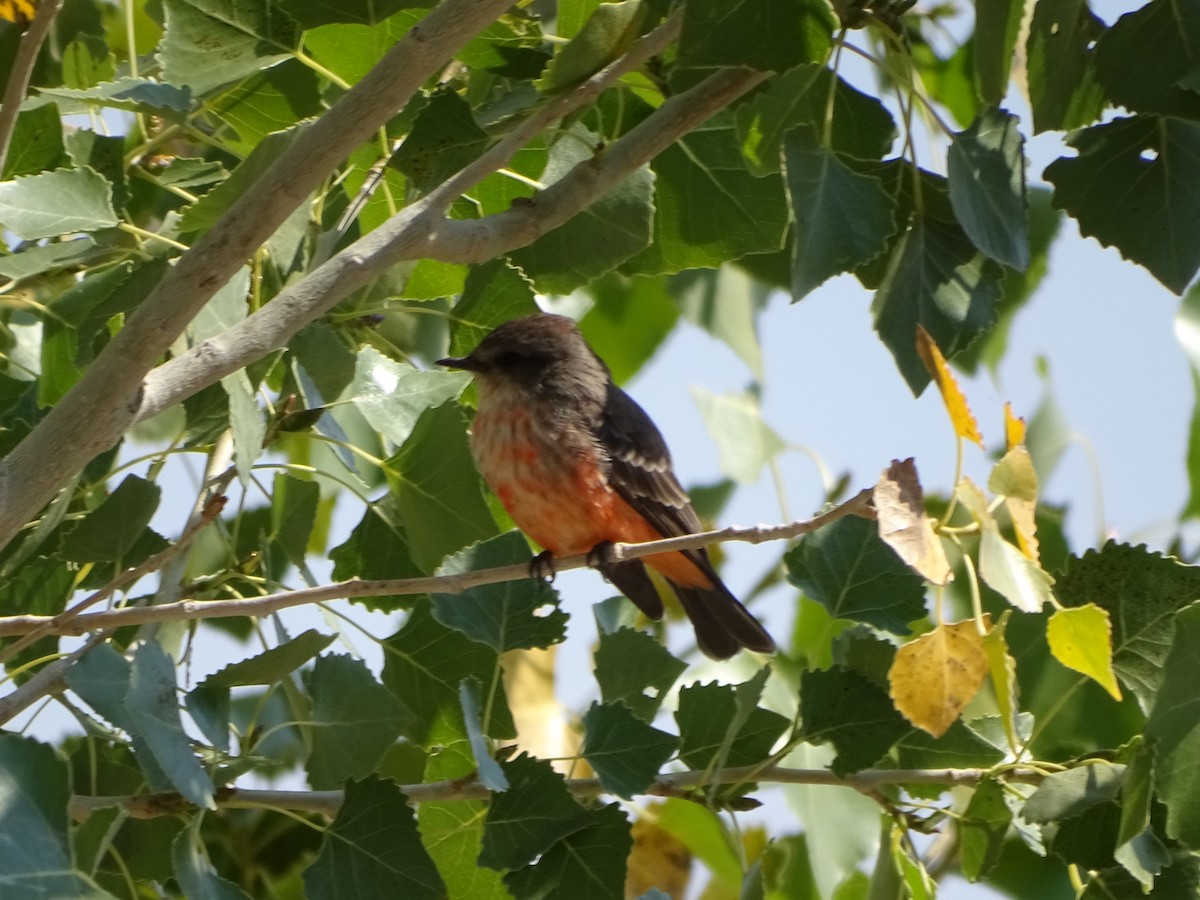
xmin=1004 ymin=402 xmax=1026 ymax=449
xmin=989 ymin=446 xmax=1040 ymax=562
xmin=626 ymin=812 xmax=693 ymax=899
xmin=874 ymin=458 xmax=952 ymax=585
xmin=982 ymin=612 xmax=1021 ymax=754
xmin=916 ymin=325 xmax=983 ymax=447
xmin=889 ymin=620 xmax=990 ymax=737
xmin=1048 ymin=605 xmax=1123 ymax=701
xmin=0 ymin=0 xmax=35 ymax=25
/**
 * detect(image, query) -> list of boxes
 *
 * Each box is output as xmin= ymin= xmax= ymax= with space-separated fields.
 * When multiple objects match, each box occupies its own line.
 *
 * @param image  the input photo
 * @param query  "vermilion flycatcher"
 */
xmin=438 ymin=313 xmax=775 ymax=660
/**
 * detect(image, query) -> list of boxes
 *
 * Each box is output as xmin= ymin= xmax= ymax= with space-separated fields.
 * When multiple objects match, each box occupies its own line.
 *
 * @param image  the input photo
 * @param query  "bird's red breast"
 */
xmin=469 ymin=399 xmax=712 ymax=589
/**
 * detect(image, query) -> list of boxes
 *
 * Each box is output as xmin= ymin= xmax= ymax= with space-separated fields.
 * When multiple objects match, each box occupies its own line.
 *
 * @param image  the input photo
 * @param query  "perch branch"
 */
xmin=0 ymin=491 xmax=873 ymax=637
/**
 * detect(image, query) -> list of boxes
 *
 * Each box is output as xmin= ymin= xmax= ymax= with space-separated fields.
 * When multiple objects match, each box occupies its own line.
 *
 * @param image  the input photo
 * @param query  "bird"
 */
xmin=438 ymin=313 xmax=775 ymax=659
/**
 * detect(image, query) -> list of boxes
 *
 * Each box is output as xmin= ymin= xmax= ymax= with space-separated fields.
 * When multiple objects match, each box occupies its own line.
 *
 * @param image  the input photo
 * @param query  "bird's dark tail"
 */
xmin=674 ymin=580 xmax=776 ymax=660
xmin=603 ymin=557 xmax=774 ymax=659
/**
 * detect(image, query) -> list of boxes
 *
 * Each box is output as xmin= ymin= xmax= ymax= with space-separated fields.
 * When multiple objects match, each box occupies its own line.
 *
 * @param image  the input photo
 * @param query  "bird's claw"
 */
xmin=530 ymin=550 xmax=557 ymax=583
xmin=587 ymin=541 xmax=619 ymax=582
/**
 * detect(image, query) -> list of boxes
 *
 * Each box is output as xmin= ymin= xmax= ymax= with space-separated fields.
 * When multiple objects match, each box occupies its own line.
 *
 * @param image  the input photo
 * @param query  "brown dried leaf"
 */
xmin=874 ymin=458 xmax=952 ymax=585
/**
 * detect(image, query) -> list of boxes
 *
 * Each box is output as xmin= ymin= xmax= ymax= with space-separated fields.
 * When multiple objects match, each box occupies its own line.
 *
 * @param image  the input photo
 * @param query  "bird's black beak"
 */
xmin=436 ymin=355 xmax=483 ymax=372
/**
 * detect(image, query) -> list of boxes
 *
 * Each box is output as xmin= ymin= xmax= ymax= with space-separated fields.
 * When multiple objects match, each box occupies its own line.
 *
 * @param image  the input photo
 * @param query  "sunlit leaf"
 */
xmin=889 ymin=620 xmax=990 ymax=738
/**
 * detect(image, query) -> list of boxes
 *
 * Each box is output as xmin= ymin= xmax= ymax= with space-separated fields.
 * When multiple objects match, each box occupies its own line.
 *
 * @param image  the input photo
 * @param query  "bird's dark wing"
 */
xmin=598 ymin=381 xmax=704 ymax=540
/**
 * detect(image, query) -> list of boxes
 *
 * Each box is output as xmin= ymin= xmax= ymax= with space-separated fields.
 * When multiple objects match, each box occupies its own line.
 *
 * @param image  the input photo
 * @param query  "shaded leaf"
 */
xmin=678 ymin=0 xmax=835 ymax=71
xmin=785 ymin=514 xmax=927 ymax=634
xmin=1045 ymin=115 xmax=1200 ymax=294
xmin=479 ymin=754 xmax=593 ymax=870
xmin=1022 ymin=764 xmax=1126 ymax=823
xmin=431 ymin=532 xmax=566 ymax=651
xmin=60 ymin=475 xmax=161 ymax=563
xmin=503 ymin=803 xmax=633 ymax=900
xmin=799 ymin=667 xmax=911 ymax=776
xmin=593 ymin=626 xmax=687 ymax=721
xmin=1026 ymin=0 xmax=1106 ymax=132
xmin=159 ymin=0 xmax=298 ymax=94
xmin=581 ymin=701 xmax=679 ymax=799
xmin=302 ymin=775 xmax=446 ymax=900
xmin=306 ymin=655 xmax=413 ymax=789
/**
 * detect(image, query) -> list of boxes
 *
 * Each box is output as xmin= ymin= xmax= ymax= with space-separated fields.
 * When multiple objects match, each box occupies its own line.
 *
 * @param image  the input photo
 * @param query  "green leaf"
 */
xmin=203 ymin=629 xmax=336 ymax=687
xmin=798 ymin=667 xmax=910 ymax=775
xmin=784 ymin=515 xmax=927 ymax=634
xmin=593 ymin=626 xmax=686 ymax=721
xmin=209 ymin=59 xmax=322 ymax=151
xmin=285 ymin=0 xmax=418 ymax=29
xmin=580 ymin=701 xmax=679 ymax=799
xmin=948 ymin=108 xmax=1029 ymax=270
xmin=678 ymin=0 xmax=835 ymax=71
xmin=1114 ymin=739 xmax=1169 ymax=890
xmin=390 ymin=402 xmax=498 ymax=572
xmin=1044 ymin=115 xmax=1200 ymax=294
xmin=0 ymin=735 xmax=109 ymax=898
xmin=579 ymin=273 xmax=680 ymax=385
xmin=510 ymin=127 xmax=654 ymax=293
xmin=674 ymin=265 xmax=767 ymax=378
xmin=418 ymin=737 xmax=508 ymax=900
xmin=49 ymin=258 xmax=170 ymax=367
xmin=171 ymin=828 xmax=252 ymax=900
xmin=537 ymin=0 xmax=645 ymax=92
xmin=221 ymin=368 xmax=266 ymax=484
xmin=0 ymin=237 xmax=99 ymax=281
xmin=1022 ymin=764 xmax=1126 ymax=823
xmin=185 ymin=683 xmax=231 ymax=753
xmin=1094 ymin=0 xmax=1200 ymax=118
xmin=302 ymin=775 xmax=447 ymax=900
xmin=393 ymin=88 xmax=490 ymax=192
xmin=893 ymin=720 xmax=1007 ymax=771
xmin=871 ymin=213 xmax=1003 ymax=394
xmin=956 ymin=186 xmax=1061 ymax=374
xmin=978 ymin=526 xmax=1055 ymax=613
xmin=62 ymin=35 xmax=116 ymax=89
xmin=737 ymin=64 xmax=896 ymax=176
xmin=691 ymin=387 xmax=786 ymax=484
xmin=503 ymin=803 xmax=633 ymax=900
xmin=1145 ymin=603 xmax=1200 ymax=848
xmin=270 ymin=473 xmax=319 ymax=565
xmin=479 ymin=754 xmax=593 ymax=870
xmin=304 ymin=13 xmax=425 ymax=83
xmin=124 ymin=642 xmax=216 ymax=809
xmin=159 ymin=0 xmax=299 ymax=95
xmin=306 ymin=654 xmax=413 ymax=789
xmin=960 ymin=777 xmax=1012 ymax=882
xmin=1081 ymin=854 xmax=1200 ymax=900
xmin=3 ymin=103 xmax=65 ymax=179
xmin=179 ymin=128 xmax=303 ymax=233
xmin=0 ymin=167 xmax=118 ymax=239
xmin=60 ymin=475 xmax=161 ymax=563
xmin=37 ymin=78 xmax=194 ymax=115
xmin=626 ymin=113 xmax=790 ymax=275
xmin=447 ymin=260 xmax=540 ymax=358
xmin=1026 ymin=0 xmax=1106 ymax=133
xmin=431 ymin=532 xmax=566 ymax=651
xmin=1055 ymin=542 xmax=1200 ymax=711
xmin=347 ymin=346 xmax=470 ymax=448
xmin=783 ymin=126 xmax=897 ymax=300
xmin=653 ymin=798 xmax=742 ymax=890
xmin=0 ymin=555 xmax=72 ymax=619
xmin=330 ymin=498 xmax=423 ymax=593
xmin=974 ymin=0 xmax=1023 ymax=103
xmin=675 ymin=679 xmax=789 ymax=770
xmin=381 ymin=602 xmax=516 ymax=746
xmin=459 ymin=678 xmax=508 ymax=791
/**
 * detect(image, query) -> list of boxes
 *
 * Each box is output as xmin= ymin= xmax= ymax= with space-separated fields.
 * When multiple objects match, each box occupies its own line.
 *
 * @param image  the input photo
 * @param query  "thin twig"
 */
xmin=67 ymin=762 xmax=1046 ymax=821
xmin=0 ymin=491 xmax=874 ymax=637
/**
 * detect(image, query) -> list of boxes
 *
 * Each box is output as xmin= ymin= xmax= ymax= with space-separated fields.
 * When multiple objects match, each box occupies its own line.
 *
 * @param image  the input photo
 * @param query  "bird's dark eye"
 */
xmin=495 ymin=349 xmax=526 ymax=368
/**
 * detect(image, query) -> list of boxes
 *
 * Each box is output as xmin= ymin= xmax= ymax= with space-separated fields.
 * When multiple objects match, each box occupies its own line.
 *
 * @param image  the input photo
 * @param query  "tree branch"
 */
xmin=0 ymin=0 xmax=515 ymax=552
xmin=135 ymin=55 xmax=763 ymax=423
xmin=68 ymin=762 xmax=1047 ymax=821
xmin=0 ymin=491 xmax=873 ymax=637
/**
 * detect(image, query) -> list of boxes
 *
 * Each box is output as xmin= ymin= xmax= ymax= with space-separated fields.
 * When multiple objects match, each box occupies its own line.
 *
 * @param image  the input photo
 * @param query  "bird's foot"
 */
xmin=529 ymin=550 xmax=557 ymax=583
xmin=586 ymin=541 xmax=619 ymax=582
